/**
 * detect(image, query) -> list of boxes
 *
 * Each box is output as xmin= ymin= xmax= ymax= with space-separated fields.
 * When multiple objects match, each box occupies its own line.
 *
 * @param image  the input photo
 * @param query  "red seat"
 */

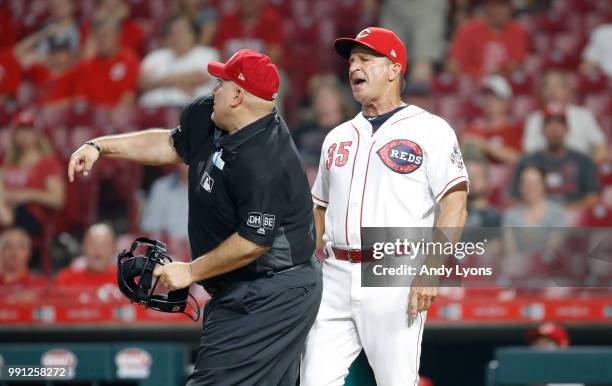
xmin=549 ymin=32 xmax=587 ymax=58
xmin=583 ymin=94 xmax=611 ymax=119
xmin=577 ymin=204 xmax=612 ymax=226
xmin=431 ymin=73 xmax=459 ymax=95
xmin=55 ymin=164 xmax=100 ymax=235
xmin=433 ymin=95 xmax=467 ymax=128
xmin=577 ymin=71 xmax=610 ymax=95
xmin=96 ymin=159 xmax=143 ymax=232
xmin=598 ymin=163 xmax=612 ymax=187
xmin=487 ymin=163 xmax=514 ymax=208
xmin=542 ymin=50 xmax=581 ymax=71
xmin=44 ymin=125 xmax=103 ymax=160
xmin=508 ymin=71 xmax=535 ymax=95
xmin=134 ymin=106 xmax=179 ymax=130
xmin=534 ymin=11 xmax=570 ymax=34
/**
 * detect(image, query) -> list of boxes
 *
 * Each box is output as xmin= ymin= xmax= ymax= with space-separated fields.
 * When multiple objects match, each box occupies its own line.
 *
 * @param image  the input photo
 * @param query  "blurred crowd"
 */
xmin=0 ymin=0 xmax=611 ymax=302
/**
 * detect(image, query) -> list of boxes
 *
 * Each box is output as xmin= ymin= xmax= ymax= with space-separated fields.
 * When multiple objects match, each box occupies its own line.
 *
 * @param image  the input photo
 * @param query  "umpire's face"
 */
xmin=348 ymin=46 xmax=402 ymax=106
xmin=211 ymin=78 xmax=243 ymax=131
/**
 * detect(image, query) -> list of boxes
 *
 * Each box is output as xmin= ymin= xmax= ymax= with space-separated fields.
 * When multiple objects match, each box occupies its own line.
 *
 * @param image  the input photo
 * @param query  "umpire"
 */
xmin=68 ymin=49 xmax=322 ymax=386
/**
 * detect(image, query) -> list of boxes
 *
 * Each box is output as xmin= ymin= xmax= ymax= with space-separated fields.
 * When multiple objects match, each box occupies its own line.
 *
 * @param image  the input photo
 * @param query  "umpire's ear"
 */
xmin=231 ymin=86 xmax=246 ymax=108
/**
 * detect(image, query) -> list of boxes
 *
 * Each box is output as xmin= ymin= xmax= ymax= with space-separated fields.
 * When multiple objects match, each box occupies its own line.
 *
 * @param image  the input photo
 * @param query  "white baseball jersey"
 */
xmin=301 ymin=104 xmax=468 ymax=386
xmin=311 ymin=104 xmax=469 ymax=248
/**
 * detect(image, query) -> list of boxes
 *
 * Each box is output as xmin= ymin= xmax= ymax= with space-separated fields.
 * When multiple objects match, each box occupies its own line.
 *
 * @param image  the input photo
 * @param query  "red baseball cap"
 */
xmin=207 ymin=49 xmax=280 ymax=101
xmin=12 ymin=110 xmax=38 ymax=129
xmin=527 ymin=322 xmax=569 ymax=347
xmin=334 ymin=27 xmax=407 ymax=75
xmin=543 ymin=102 xmax=568 ymax=124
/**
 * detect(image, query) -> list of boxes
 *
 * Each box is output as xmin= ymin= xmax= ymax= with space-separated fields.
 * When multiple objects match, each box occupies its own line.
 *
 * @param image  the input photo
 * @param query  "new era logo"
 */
xmin=390 ymin=49 xmax=397 ymax=58
xmin=238 ymin=73 xmax=245 ymax=81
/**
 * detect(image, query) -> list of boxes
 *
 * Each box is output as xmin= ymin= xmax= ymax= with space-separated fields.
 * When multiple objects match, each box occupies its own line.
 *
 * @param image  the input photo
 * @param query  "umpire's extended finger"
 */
xmin=68 ymin=157 xmax=77 ymax=182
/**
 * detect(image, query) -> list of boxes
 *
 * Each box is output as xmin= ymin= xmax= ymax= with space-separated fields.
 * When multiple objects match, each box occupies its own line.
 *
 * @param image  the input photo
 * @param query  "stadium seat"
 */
xmin=133 ymin=106 xmax=179 ymax=130
xmin=598 ymin=163 xmax=612 ymax=186
xmin=44 ymin=125 xmax=103 ymax=160
xmin=577 ymin=71 xmax=610 ymax=95
xmin=534 ymin=11 xmax=570 ymax=34
xmin=431 ymin=72 xmax=459 ymax=95
xmin=487 ymin=164 xmax=514 ymax=207
xmin=96 ymin=159 xmax=143 ymax=232
xmin=577 ymin=204 xmax=612 ymax=226
xmin=55 ymin=164 xmax=100 ymax=235
xmin=508 ymin=71 xmax=535 ymax=96
xmin=434 ymin=95 xmax=468 ymax=128
xmin=583 ymin=94 xmax=611 ymax=119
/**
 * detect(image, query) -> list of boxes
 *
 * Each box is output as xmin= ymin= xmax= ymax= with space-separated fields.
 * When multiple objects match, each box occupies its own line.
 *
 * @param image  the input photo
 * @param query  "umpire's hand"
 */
xmin=68 ymin=142 xmax=100 ymax=182
xmin=153 ymin=262 xmax=194 ymax=291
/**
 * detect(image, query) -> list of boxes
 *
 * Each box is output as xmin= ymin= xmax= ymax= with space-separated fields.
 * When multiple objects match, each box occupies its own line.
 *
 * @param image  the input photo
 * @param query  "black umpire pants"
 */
xmin=186 ymin=259 xmax=322 ymax=386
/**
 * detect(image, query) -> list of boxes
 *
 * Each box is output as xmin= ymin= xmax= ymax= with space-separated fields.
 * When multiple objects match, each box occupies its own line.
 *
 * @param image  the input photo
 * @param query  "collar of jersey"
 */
xmin=214 ymin=110 xmax=278 ymax=151
xmin=353 ymin=103 xmax=421 ymax=134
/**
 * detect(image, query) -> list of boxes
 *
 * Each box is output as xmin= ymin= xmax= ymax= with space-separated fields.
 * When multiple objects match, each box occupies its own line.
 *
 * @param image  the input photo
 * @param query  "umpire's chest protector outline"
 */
xmin=313 ymin=105 xmax=469 ymax=248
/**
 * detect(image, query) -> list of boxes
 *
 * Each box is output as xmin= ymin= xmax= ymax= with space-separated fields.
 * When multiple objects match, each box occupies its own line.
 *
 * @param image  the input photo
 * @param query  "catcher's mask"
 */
xmin=117 ymin=237 xmax=201 ymax=321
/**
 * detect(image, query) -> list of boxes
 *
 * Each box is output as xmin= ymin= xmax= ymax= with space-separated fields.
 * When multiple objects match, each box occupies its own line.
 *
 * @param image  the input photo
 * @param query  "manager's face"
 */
xmin=348 ymin=45 xmax=396 ymax=106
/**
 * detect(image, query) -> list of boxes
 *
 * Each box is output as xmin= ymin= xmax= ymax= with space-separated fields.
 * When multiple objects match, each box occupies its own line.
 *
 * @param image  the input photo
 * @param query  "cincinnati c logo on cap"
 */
xmin=357 ymin=28 xmax=371 ymax=39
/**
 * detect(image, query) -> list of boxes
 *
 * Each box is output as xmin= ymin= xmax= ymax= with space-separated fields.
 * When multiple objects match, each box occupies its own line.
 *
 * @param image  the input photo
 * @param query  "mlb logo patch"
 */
xmin=200 ymin=172 xmax=214 ymax=193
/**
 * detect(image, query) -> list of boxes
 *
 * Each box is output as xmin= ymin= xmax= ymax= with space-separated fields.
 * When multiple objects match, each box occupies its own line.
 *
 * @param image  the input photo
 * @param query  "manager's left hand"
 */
xmin=153 ymin=262 xmax=194 ymax=291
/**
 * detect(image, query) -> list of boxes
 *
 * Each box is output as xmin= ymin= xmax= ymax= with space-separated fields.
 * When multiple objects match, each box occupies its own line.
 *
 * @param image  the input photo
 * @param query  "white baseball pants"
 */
xmin=300 ymin=255 xmax=426 ymax=386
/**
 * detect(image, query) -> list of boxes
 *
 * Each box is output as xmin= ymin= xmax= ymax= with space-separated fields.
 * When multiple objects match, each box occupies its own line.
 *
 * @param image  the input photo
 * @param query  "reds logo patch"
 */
xmin=376 ymin=139 xmax=423 ymax=174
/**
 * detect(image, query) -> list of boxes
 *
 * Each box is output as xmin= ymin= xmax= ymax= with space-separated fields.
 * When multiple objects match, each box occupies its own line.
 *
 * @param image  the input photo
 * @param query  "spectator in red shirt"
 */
xmin=75 ymin=18 xmax=140 ymax=109
xmin=462 ymin=75 xmax=523 ymax=165
xmin=0 ymin=111 xmax=65 ymax=239
xmin=0 ymin=227 xmax=48 ymax=303
xmin=55 ymin=223 xmax=120 ymax=303
xmin=0 ymin=50 xmax=22 ymax=106
xmin=214 ymin=0 xmax=284 ymax=65
xmin=447 ymin=0 xmax=528 ymax=79
xmin=81 ymin=0 xmax=144 ymax=58
xmin=14 ymin=33 xmax=78 ymax=107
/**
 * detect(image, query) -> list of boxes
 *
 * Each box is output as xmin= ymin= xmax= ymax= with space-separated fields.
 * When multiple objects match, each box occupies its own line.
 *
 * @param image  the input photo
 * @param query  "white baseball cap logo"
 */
xmin=238 ymin=73 xmax=245 ymax=81
xmin=390 ymin=49 xmax=397 ymax=58
xmin=357 ymin=28 xmax=371 ymax=39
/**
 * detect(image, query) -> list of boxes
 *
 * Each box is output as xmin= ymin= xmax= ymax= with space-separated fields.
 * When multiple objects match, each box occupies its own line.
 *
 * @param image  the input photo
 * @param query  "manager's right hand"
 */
xmin=68 ymin=142 xmax=100 ymax=182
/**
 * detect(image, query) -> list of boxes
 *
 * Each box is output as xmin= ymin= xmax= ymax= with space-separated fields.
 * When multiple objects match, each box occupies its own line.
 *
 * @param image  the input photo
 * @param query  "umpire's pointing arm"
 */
xmin=67 ymin=129 xmax=182 ymax=182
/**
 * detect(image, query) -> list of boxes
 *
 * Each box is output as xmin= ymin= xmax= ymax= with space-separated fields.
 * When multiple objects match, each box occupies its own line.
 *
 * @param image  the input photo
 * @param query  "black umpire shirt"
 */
xmin=170 ymin=95 xmax=316 ymax=288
